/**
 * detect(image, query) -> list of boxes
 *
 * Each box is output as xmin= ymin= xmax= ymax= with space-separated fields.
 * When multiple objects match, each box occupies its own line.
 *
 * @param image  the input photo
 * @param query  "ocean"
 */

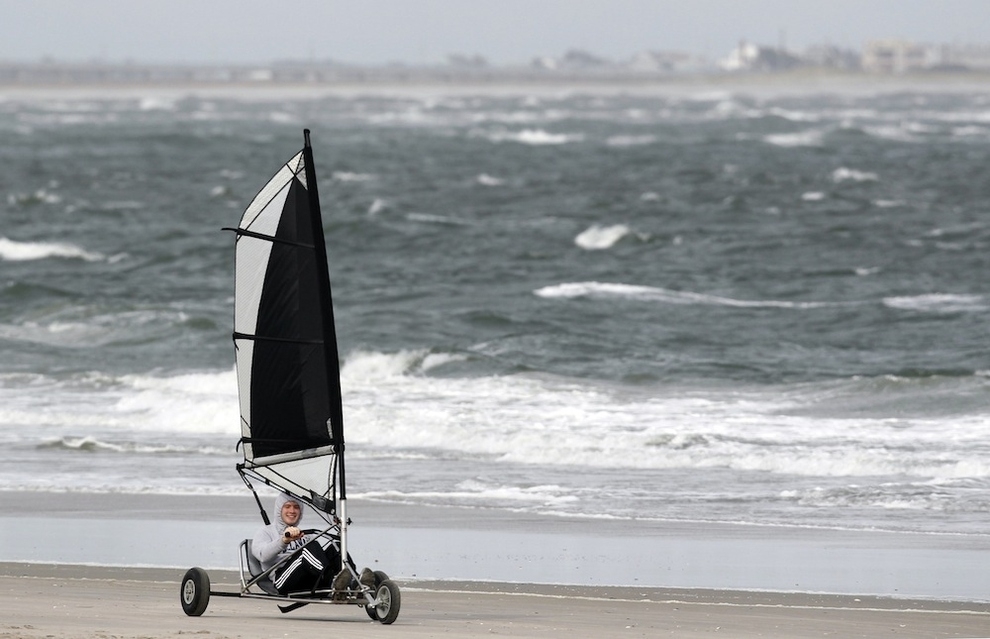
xmin=2 ymin=83 xmax=990 ymax=537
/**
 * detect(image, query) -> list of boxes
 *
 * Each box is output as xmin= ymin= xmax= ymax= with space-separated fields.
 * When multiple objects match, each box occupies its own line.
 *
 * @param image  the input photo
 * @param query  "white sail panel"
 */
xmin=233 ymin=235 xmax=273 ymax=337
xmin=247 ymin=456 xmax=334 ymax=500
xmin=239 ymin=152 xmax=304 ymax=233
xmin=235 ymin=340 xmax=255 ymax=440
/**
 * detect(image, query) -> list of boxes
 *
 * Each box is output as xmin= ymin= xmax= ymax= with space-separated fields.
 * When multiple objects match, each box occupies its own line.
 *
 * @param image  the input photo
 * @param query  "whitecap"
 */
xmin=342 ymin=349 xmax=426 ymax=380
xmin=0 ymin=308 xmax=200 ymax=349
xmin=862 ymin=125 xmax=918 ymax=143
xmin=101 ymin=201 xmax=144 ymax=211
xmin=903 ymin=121 xmax=939 ymax=134
xmin=485 ymin=128 xmax=583 ymax=145
xmin=832 ymin=167 xmax=879 ymax=183
xmin=268 ymin=111 xmax=295 ymax=124
xmin=953 ymin=125 xmax=989 ymax=137
xmin=605 ymin=134 xmax=656 ymax=147
xmin=534 ymin=281 xmax=836 ymax=309
xmin=35 ymin=435 xmax=204 ymax=455
xmin=8 ymin=188 xmax=62 ymax=206
xmin=420 ymin=352 xmax=469 ymax=372
xmin=476 ymin=173 xmax=504 ymax=186
xmin=38 ymin=436 xmax=124 ymax=453
xmin=574 ymin=224 xmax=630 ymax=250
xmin=332 ymin=171 xmax=375 ymax=182
xmin=114 ymin=369 xmax=238 ymax=435
xmin=801 ymin=191 xmax=826 ymax=201
xmin=0 ymin=237 xmax=103 ymax=262
xmin=883 ymin=294 xmax=985 ymax=313
xmin=361 ymin=480 xmax=579 ymax=507
xmin=406 ymin=212 xmax=467 ymax=225
xmin=763 ymin=130 xmax=823 ymax=147
xmin=767 ymin=107 xmax=821 ymax=123
xmin=138 ymin=97 xmax=176 ymax=111
xmin=368 ymin=198 xmax=387 ymax=215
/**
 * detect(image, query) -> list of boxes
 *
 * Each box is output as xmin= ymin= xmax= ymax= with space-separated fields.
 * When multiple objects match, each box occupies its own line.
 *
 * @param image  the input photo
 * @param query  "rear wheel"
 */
xmin=180 ymin=567 xmax=211 ymax=616
xmin=372 ymin=579 xmax=401 ymax=624
xmin=365 ymin=570 xmax=391 ymax=619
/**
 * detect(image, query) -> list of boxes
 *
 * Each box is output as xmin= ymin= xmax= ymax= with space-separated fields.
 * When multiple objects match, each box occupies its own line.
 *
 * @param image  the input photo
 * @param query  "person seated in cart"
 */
xmin=253 ymin=492 xmax=373 ymax=595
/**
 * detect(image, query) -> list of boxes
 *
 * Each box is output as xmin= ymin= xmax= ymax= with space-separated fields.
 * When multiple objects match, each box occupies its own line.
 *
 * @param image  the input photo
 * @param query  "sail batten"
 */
xmin=231 ymin=131 xmax=343 ymax=507
xmin=233 ymin=332 xmax=324 ymax=345
xmin=227 ymin=226 xmax=316 ymax=250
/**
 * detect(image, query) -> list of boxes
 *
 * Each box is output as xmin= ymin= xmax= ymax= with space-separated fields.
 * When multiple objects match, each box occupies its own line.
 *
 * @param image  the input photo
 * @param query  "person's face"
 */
xmin=281 ymin=500 xmax=301 ymax=525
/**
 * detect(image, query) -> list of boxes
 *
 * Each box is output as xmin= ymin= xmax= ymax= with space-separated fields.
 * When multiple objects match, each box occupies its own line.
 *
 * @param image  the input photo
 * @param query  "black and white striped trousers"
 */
xmin=272 ymin=539 xmax=334 ymax=594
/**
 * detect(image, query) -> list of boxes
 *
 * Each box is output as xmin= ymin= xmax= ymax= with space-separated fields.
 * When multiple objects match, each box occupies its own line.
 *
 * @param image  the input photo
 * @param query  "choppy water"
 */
xmin=3 ymin=85 xmax=990 ymax=534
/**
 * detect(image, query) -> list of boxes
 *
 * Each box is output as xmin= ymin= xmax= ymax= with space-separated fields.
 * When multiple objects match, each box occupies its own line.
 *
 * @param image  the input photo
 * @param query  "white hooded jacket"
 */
xmin=252 ymin=493 xmax=315 ymax=572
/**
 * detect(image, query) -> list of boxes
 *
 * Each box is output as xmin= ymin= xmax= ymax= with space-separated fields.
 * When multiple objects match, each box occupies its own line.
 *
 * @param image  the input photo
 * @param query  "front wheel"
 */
xmin=180 ymin=567 xmax=211 ymax=616
xmin=372 ymin=579 xmax=401 ymax=624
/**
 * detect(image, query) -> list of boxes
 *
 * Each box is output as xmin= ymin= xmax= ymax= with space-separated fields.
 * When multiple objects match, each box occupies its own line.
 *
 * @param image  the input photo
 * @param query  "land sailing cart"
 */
xmin=179 ymin=130 xmax=401 ymax=624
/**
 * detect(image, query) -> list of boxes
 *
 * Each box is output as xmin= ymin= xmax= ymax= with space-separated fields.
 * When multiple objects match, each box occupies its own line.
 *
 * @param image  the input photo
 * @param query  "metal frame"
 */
xmin=205 ymin=528 xmax=379 ymax=610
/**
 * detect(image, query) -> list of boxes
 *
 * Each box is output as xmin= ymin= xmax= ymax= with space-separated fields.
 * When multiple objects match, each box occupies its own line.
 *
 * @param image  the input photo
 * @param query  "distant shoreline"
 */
xmin=2 ymin=69 xmax=989 ymax=99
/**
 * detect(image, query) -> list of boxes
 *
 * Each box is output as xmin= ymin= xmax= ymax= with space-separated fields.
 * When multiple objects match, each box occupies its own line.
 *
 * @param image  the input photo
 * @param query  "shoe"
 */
xmin=359 ymin=568 xmax=376 ymax=589
xmin=331 ymin=569 xmax=351 ymax=599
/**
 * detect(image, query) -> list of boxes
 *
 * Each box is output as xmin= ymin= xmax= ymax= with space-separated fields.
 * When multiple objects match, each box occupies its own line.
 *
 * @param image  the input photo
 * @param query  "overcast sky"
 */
xmin=2 ymin=0 xmax=988 ymax=66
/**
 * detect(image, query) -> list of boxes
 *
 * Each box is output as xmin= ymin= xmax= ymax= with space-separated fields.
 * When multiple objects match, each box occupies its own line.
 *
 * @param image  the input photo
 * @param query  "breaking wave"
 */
xmin=0 ymin=237 xmax=103 ymax=262
xmin=534 ymin=282 xmax=838 ymax=309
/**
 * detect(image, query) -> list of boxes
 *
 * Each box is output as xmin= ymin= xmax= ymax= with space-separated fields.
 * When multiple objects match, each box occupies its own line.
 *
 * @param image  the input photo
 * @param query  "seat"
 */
xmin=241 ymin=539 xmax=279 ymax=595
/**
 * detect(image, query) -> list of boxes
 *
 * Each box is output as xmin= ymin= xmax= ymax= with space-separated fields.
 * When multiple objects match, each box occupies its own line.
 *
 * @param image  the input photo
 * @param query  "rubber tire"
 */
xmin=180 ymin=567 xmax=211 ymax=616
xmin=372 ymin=579 xmax=401 ymax=624
xmin=365 ymin=570 xmax=391 ymax=619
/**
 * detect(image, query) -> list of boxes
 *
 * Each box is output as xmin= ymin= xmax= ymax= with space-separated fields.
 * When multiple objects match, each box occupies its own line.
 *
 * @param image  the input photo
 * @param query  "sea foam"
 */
xmin=832 ymin=167 xmax=879 ymax=182
xmin=482 ymin=128 xmax=583 ymax=145
xmin=574 ymin=224 xmax=631 ymax=250
xmin=534 ymin=282 xmax=835 ymax=309
xmin=763 ymin=130 xmax=824 ymax=147
xmin=0 ymin=237 xmax=103 ymax=262
xmin=883 ymin=294 xmax=986 ymax=313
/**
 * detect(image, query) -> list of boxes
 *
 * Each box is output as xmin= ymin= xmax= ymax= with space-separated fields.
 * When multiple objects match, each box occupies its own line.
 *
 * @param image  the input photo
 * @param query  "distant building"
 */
xmin=531 ymin=49 xmax=610 ymax=72
xmin=862 ymin=40 xmax=931 ymax=73
xmin=935 ymin=44 xmax=990 ymax=71
xmin=720 ymin=41 xmax=802 ymax=72
xmin=625 ymin=50 xmax=710 ymax=74
xmin=446 ymin=54 xmax=489 ymax=70
xmin=802 ymin=45 xmax=861 ymax=70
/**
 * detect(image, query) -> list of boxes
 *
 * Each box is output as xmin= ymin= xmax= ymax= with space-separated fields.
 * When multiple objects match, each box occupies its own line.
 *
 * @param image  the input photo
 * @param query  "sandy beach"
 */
xmin=2 ymin=492 xmax=990 ymax=637
xmin=1 ymin=563 xmax=988 ymax=639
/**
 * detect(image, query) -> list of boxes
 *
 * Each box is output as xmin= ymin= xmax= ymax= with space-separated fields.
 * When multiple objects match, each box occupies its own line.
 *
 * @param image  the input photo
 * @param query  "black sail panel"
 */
xmin=249 ymin=177 xmax=332 ymax=458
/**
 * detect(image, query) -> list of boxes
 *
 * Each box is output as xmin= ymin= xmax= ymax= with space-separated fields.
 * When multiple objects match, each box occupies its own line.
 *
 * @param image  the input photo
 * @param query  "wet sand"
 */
xmin=1 ymin=563 xmax=989 ymax=639
xmin=5 ymin=491 xmax=990 ymax=601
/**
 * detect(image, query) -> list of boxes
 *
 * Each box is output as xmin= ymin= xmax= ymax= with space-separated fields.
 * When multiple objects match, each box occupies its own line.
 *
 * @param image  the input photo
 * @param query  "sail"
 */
xmin=230 ymin=131 xmax=344 ymax=505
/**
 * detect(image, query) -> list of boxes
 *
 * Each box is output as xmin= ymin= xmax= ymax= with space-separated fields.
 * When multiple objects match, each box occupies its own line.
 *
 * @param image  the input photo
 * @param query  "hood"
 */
xmin=273 ymin=492 xmax=303 ymax=530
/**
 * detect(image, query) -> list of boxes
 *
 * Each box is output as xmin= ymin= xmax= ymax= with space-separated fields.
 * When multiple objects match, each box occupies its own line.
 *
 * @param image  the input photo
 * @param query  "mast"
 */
xmin=301 ymin=129 xmax=347 ymax=504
